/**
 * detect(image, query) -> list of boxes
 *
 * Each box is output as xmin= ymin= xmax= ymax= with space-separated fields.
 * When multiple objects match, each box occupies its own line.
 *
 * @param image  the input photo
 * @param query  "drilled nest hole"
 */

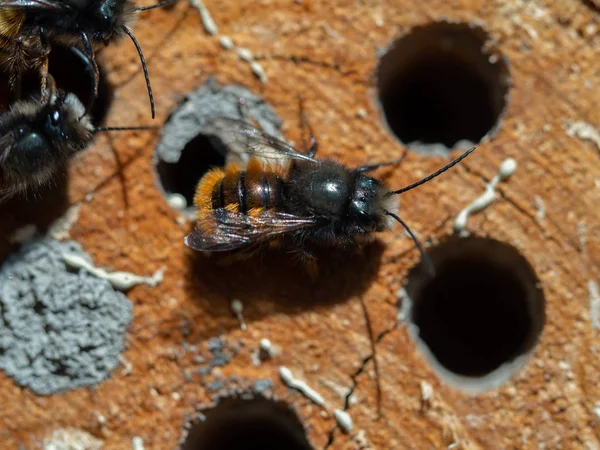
xmin=403 ymin=236 xmax=544 ymax=391
xmin=180 ymin=395 xmax=314 ymax=450
xmin=154 ymin=79 xmax=283 ymax=216
xmin=377 ymin=21 xmax=510 ymax=155
xmin=156 ymin=133 xmax=226 ymax=211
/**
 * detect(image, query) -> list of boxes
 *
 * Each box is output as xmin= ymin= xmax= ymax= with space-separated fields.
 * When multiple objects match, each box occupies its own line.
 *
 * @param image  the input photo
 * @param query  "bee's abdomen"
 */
xmin=195 ymin=158 xmax=284 ymax=215
xmin=211 ymin=169 xmax=282 ymax=213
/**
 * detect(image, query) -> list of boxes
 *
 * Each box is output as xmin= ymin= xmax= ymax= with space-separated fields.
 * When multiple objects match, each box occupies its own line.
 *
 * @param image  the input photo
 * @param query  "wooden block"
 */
xmin=0 ymin=1 xmax=598 ymax=449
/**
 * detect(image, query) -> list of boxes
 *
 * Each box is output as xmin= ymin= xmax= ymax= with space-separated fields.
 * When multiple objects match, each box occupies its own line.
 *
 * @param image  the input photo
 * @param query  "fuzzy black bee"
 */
xmin=184 ymin=117 xmax=475 ymax=275
xmin=0 ymin=74 xmax=152 ymax=201
xmin=0 ymin=0 xmax=174 ymax=116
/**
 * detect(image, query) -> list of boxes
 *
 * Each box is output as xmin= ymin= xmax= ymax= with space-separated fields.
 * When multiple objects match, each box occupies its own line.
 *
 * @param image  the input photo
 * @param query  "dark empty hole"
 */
xmin=377 ymin=22 xmax=509 ymax=153
xmin=383 ymin=54 xmax=494 ymax=146
xmin=414 ymin=259 xmax=529 ymax=376
xmin=156 ymin=134 xmax=226 ymax=209
xmin=180 ymin=396 xmax=314 ymax=450
xmin=405 ymin=237 xmax=544 ymax=380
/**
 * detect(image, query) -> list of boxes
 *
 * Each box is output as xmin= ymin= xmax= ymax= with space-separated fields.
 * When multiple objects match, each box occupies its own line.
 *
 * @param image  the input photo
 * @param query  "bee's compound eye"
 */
xmin=51 ymin=110 xmax=61 ymax=126
xmin=98 ymin=0 xmax=117 ymax=26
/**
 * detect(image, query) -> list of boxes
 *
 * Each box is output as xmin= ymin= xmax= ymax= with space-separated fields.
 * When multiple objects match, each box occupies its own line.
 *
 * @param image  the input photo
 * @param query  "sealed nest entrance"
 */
xmin=154 ymin=80 xmax=283 ymax=216
xmin=377 ymin=21 xmax=510 ymax=155
xmin=180 ymin=396 xmax=313 ymax=450
xmin=403 ymin=236 xmax=544 ymax=391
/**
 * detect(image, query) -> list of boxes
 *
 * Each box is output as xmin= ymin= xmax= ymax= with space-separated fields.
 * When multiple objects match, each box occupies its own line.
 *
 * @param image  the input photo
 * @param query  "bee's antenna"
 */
xmin=123 ymin=27 xmax=155 ymax=120
xmin=95 ymin=126 xmax=157 ymax=132
xmin=136 ymin=0 xmax=176 ymax=11
xmin=389 ymin=147 xmax=476 ymax=196
xmin=385 ymin=211 xmax=435 ymax=276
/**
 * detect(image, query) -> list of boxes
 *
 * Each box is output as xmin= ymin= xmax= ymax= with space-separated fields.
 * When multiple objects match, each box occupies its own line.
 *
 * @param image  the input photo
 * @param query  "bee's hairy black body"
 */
xmin=187 ymin=116 xmax=475 ymax=274
xmin=20 ymin=0 xmax=134 ymax=41
xmin=282 ymin=159 xmax=393 ymax=248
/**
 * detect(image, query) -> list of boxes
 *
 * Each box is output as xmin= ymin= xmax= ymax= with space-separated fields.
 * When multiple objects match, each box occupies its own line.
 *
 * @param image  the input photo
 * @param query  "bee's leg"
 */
xmin=216 ymin=252 xmax=244 ymax=266
xmin=8 ymin=39 xmax=25 ymax=102
xmin=237 ymin=98 xmax=264 ymax=130
xmin=305 ymin=127 xmax=318 ymax=158
xmin=356 ymin=149 xmax=408 ymax=173
xmin=297 ymin=96 xmax=318 ymax=157
xmin=237 ymin=97 xmax=251 ymax=120
xmin=216 ymin=243 xmax=263 ymax=266
xmin=8 ymin=67 xmax=22 ymax=103
xmin=354 ymin=240 xmax=366 ymax=255
xmin=294 ymin=245 xmax=318 ymax=279
xmin=305 ymin=257 xmax=318 ymax=280
xmin=69 ymin=46 xmax=100 ymax=119
xmin=38 ymin=27 xmax=51 ymax=102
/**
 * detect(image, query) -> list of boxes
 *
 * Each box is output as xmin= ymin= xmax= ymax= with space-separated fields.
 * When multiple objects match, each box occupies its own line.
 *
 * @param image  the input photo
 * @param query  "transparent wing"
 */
xmin=184 ymin=209 xmax=318 ymax=252
xmin=202 ymin=117 xmax=319 ymax=164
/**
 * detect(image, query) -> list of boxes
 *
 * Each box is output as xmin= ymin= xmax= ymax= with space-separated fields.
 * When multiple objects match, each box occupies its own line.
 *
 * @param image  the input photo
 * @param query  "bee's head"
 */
xmin=2 ymin=92 xmax=94 ymax=181
xmin=95 ymin=0 xmax=122 ymax=33
xmin=74 ymin=0 xmax=135 ymax=38
xmin=347 ymin=174 xmax=397 ymax=234
xmin=43 ymin=92 xmax=94 ymax=147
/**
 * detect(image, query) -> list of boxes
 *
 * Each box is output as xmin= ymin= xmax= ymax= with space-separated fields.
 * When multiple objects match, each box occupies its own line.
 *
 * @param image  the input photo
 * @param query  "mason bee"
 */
xmin=184 ymin=117 xmax=475 ymax=274
xmin=0 ymin=0 xmax=174 ymax=117
xmin=0 ymin=74 xmax=152 ymax=201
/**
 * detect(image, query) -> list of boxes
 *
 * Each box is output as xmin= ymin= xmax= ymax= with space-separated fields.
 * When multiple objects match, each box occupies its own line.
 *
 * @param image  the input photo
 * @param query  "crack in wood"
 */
xmin=253 ymin=54 xmax=359 ymax=78
xmin=323 ymin=319 xmax=399 ymax=449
